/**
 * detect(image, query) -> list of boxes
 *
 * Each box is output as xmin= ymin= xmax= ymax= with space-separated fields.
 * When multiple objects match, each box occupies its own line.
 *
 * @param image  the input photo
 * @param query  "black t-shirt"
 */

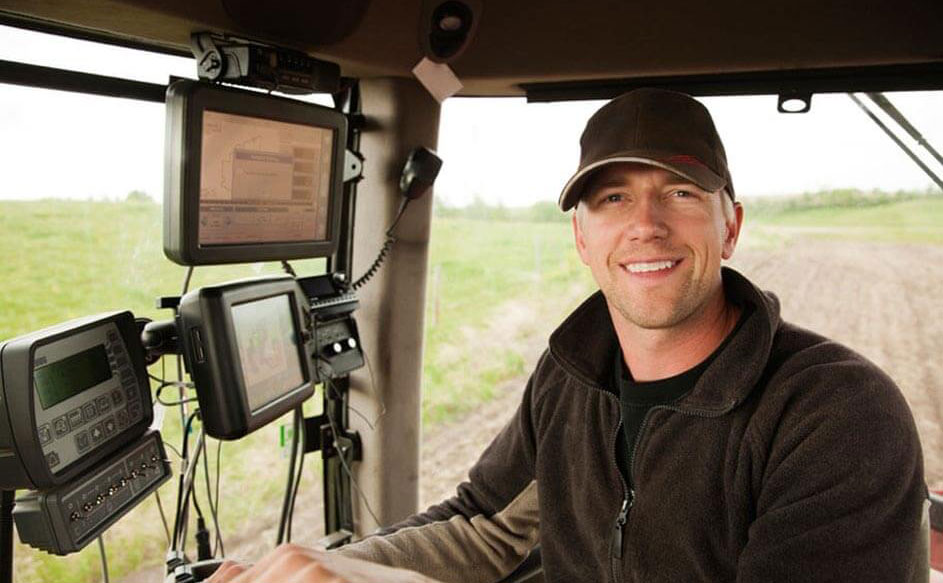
xmin=614 ymin=305 xmax=752 ymax=488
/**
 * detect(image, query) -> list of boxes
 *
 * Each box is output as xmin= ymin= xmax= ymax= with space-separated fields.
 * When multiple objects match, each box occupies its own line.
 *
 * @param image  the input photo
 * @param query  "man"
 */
xmin=211 ymin=89 xmax=927 ymax=582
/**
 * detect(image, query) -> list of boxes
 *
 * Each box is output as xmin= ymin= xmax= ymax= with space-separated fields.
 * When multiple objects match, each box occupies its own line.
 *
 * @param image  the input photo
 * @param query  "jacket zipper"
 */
xmin=610 ymin=402 xmax=722 ymax=577
xmin=609 ymin=415 xmax=630 ymax=583
xmin=549 ymin=350 xmax=740 ymax=581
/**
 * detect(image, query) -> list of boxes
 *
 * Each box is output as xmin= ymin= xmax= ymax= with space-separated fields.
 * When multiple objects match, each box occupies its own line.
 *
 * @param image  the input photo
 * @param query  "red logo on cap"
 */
xmin=663 ymin=155 xmax=706 ymax=168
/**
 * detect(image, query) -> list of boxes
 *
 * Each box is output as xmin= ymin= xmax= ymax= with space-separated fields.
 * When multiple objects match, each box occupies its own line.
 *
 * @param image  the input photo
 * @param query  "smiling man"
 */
xmin=211 ymin=89 xmax=928 ymax=583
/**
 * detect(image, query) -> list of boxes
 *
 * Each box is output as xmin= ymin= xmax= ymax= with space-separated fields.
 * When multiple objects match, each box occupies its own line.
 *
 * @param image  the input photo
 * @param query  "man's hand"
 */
xmin=208 ymin=543 xmax=444 ymax=583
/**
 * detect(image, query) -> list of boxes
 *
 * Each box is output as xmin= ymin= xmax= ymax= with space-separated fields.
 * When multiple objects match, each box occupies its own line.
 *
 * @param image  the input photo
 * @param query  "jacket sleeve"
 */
xmin=736 ymin=357 xmax=928 ymax=582
xmin=334 ymin=356 xmax=546 ymax=583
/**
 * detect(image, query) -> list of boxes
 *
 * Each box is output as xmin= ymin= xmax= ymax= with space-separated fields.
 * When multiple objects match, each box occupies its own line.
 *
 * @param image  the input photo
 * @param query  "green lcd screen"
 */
xmin=34 ymin=345 xmax=112 ymax=410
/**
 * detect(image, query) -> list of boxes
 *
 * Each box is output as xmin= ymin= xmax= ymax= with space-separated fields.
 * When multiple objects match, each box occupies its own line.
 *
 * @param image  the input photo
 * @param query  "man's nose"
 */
xmin=626 ymin=197 xmax=668 ymax=241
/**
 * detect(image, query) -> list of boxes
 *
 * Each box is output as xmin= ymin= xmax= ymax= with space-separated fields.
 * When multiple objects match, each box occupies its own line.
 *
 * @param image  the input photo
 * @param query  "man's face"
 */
xmin=572 ymin=162 xmax=743 ymax=331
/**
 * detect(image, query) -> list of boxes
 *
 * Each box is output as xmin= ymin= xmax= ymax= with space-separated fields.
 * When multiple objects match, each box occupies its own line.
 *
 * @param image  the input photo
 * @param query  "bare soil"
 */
xmin=122 ymin=237 xmax=943 ymax=581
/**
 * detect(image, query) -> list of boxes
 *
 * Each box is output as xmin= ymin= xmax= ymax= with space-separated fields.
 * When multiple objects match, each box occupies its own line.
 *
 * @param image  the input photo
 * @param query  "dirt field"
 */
xmin=122 ymin=236 xmax=943 ymax=580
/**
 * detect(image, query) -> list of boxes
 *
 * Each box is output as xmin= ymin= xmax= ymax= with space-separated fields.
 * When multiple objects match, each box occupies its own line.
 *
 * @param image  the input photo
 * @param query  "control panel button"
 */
xmin=116 ymin=410 xmax=129 ymax=430
xmin=53 ymin=415 xmax=71 ymax=438
xmin=347 ymin=338 xmax=358 ymax=349
xmin=45 ymin=451 xmax=60 ymax=468
xmin=127 ymin=402 xmax=141 ymax=421
xmin=111 ymin=389 xmax=124 ymax=407
xmin=102 ymin=417 xmax=117 ymax=437
xmin=82 ymin=402 xmax=98 ymax=421
xmin=38 ymin=424 xmax=52 ymax=445
xmin=96 ymin=395 xmax=111 ymax=414
xmin=68 ymin=407 xmax=85 ymax=429
xmin=89 ymin=423 xmax=104 ymax=444
xmin=75 ymin=430 xmax=91 ymax=453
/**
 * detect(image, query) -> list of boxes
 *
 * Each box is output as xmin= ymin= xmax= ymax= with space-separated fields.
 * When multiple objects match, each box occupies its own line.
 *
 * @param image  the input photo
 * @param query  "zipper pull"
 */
xmin=612 ymin=491 xmax=632 ymax=559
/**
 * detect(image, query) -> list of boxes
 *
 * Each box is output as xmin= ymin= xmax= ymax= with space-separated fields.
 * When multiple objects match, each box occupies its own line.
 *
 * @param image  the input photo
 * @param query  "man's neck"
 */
xmin=610 ymin=288 xmax=741 ymax=382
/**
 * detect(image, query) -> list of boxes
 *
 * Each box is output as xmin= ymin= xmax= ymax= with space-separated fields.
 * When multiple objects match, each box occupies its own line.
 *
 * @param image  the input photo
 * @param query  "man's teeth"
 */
xmin=625 ymin=260 xmax=676 ymax=273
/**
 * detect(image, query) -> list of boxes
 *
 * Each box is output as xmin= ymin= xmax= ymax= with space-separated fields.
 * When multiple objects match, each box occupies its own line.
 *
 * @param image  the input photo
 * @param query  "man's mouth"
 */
xmin=621 ymin=259 xmax=682 ymax=274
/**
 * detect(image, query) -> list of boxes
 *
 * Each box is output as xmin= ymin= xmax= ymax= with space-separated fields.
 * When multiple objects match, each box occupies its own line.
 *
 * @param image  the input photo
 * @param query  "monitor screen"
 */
xmin=33 ymin=345 xmax=112 ymax=410
xmin=164 ymin=80 xmax=346 ymax=265
xmin=198 ymin=111 xmax=335 ymax=247
xmin=231 ymin=294 xmax=306 ymax=412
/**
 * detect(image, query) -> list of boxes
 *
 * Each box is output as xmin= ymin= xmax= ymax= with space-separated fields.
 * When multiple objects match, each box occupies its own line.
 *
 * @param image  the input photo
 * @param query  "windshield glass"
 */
xmin=1 ymin=22 xmax=941 ymax=583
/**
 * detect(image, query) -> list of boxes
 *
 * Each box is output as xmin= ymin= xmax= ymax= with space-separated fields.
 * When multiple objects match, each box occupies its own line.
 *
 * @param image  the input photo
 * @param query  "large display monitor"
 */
xmin=164 ymin=80 xmax=347 ymax=265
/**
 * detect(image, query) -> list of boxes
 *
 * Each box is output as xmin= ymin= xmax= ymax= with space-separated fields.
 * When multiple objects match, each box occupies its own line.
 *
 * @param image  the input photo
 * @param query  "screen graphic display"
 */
xmin=34 ymin=345 xmax=112 ymax=410
xmin=199 ymin=110 xmax=334 ymax=247
xmin=231 ymin=294 xmax=305 ymax=412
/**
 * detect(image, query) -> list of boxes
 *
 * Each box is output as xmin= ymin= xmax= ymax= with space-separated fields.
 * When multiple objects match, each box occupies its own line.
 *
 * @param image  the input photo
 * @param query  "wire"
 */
xmin=171 ymin=410 xmax=202 ymax=551
xmin=201 ymin=435 xmax=225 ymax=557
xmin=181 ymin=266 xmax=195 ymax=296
xmin=276 ymin=408 xmax=302 ymax=545
xmin=155 ymin=383 xmax=198 ymax=407
xmin=213 ymin=440 xmax=224 ymax=556
xmin=163 ymin=440 xmax=184 ymax=461
xmin=323 ymin=380 xmax=382 ymax=528
xmin=350 ymin=198 xmax=411 ymax=291
xmin=281 ymin=260 xmax=298 ymax=277
xmin=154 ymin=491 xmax=171 ymax=545
xmin=286 ymin=409 xmax=306 ymax=543
xmin=97 ymin=536 xmax=110 ymax=583
xmin=177 ymin=429 xmax=206 ymax=555
xmin=361 ymin=340 xmax=387 ymax=427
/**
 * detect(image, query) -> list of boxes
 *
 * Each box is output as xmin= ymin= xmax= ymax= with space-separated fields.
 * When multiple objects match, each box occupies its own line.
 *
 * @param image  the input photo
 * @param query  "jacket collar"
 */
xmin=548 ymin=267 xmax=781 ymax=413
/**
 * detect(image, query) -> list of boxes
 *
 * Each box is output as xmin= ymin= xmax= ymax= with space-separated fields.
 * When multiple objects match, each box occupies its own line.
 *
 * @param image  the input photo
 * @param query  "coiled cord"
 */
xmin=350 ymin=198 xmax=410 ymax=291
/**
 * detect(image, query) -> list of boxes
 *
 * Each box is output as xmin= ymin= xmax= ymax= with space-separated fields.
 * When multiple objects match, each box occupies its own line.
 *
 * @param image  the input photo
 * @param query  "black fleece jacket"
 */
xmin=338 ymin=268 xmax=927 ymax=582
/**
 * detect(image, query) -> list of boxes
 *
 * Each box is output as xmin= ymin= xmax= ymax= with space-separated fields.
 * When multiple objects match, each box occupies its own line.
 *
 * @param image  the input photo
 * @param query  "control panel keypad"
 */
xmin=35 ymin=324 xmax=146 ymax=474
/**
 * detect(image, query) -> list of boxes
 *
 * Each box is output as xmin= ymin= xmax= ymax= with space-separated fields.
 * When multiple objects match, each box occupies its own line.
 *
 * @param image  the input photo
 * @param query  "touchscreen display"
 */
xmin=231 ymin=294 xmax=306 ymax=411
xmin=198 ymin=110 xmax=334 ymax=247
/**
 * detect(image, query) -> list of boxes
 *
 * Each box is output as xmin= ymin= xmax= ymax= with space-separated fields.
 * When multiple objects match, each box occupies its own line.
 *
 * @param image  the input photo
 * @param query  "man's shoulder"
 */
xmin=752 ymin=319 xmax=916 ymax=443
xmin=770 ymin=320 xmax=896 ymax=392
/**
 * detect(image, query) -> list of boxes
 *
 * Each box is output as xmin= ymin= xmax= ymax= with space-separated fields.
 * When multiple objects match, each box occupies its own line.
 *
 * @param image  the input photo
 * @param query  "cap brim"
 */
xmin=558 ymin=155 xmax=727 ymax=211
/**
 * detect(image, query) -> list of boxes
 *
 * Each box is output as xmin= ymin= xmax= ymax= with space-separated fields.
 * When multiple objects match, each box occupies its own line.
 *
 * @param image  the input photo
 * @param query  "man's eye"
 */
xmin=672 ymin=189 xmax=696 ymax=199
xmin=604 ymin=193 xmax=623 ymax=203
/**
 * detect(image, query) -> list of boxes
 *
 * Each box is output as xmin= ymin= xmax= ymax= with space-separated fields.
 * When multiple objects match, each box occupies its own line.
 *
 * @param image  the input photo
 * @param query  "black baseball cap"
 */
xmin=559 ymin=88 xmax=735 ymax=211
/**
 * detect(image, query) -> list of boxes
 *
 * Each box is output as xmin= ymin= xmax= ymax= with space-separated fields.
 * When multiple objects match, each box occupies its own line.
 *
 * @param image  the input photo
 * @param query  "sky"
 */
xmin=1 ymin=25 xmax=941 ymax=206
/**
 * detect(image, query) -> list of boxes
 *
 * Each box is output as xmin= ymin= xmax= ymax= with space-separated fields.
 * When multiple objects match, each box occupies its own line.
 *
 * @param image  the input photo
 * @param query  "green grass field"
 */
xmin=1 ymin=192 xmax=940 ymax=581
xmin=748 ymin=196 xmax=943 ymax=245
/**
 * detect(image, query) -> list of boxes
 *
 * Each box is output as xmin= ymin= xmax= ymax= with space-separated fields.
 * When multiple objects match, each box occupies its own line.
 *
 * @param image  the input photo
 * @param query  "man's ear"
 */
xmin=572 ymin=209 xmax=590 ymax=266
xmin=721 ymin=202 xmax=744 ymax=260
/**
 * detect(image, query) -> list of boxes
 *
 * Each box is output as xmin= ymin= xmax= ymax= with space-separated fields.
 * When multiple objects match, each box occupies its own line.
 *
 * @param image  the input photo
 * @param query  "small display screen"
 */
xmin=231 ymin=294 xmax=306 ymax=412
xmin=34 ymin=345 xmax=112 ymax=410
xmin=198 ymin=110 xmax=335 ymax=247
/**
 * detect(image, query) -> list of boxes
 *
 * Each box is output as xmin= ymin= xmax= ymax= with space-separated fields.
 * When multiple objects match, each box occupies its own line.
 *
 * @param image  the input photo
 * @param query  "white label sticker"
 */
xmin=412 ymin=57 xmax=463 ymax=103
xmin=150 ymin=401 xmax=165 ymax=431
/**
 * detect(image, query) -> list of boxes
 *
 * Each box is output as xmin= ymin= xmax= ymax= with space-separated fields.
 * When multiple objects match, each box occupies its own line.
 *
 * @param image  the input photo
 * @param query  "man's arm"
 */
xmin=334 ymin=355 xmax=550 ymax=583
xmin=208 ymin=543 xmax=445 ymax=583
xmin=737 ymin=360 xmax=927 ymax=581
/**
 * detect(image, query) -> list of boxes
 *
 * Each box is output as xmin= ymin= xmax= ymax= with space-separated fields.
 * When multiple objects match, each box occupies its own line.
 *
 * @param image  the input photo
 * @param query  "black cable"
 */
xmin=97 ymin=536 xmax=110 ymax=583
xmin=213 ymin=440 xmax=224 ymax=556
xmin=181 ymin=266 xmax=195 ymax=296
xmin=351 ymin=198 xmax=411 ymax=291
xmin=322 ymin=383 xmax=382 ymax=528
xmin=286 ymin=408 xmax=306 ymax=542
xmin=171 ymin=410 xmax=201 ymax=550
xmin=281 ymin=260 xmax=298 ymax=277
xmin=276 ymin=407 xmax=303 ymax=544
xmin=201 ymin=436 xmax=225 ymax=557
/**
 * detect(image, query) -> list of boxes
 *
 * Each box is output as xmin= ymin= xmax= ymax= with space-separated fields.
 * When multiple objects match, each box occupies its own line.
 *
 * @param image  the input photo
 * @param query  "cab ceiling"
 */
xmin=1 ymin=0 xmax=942 ymax=97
